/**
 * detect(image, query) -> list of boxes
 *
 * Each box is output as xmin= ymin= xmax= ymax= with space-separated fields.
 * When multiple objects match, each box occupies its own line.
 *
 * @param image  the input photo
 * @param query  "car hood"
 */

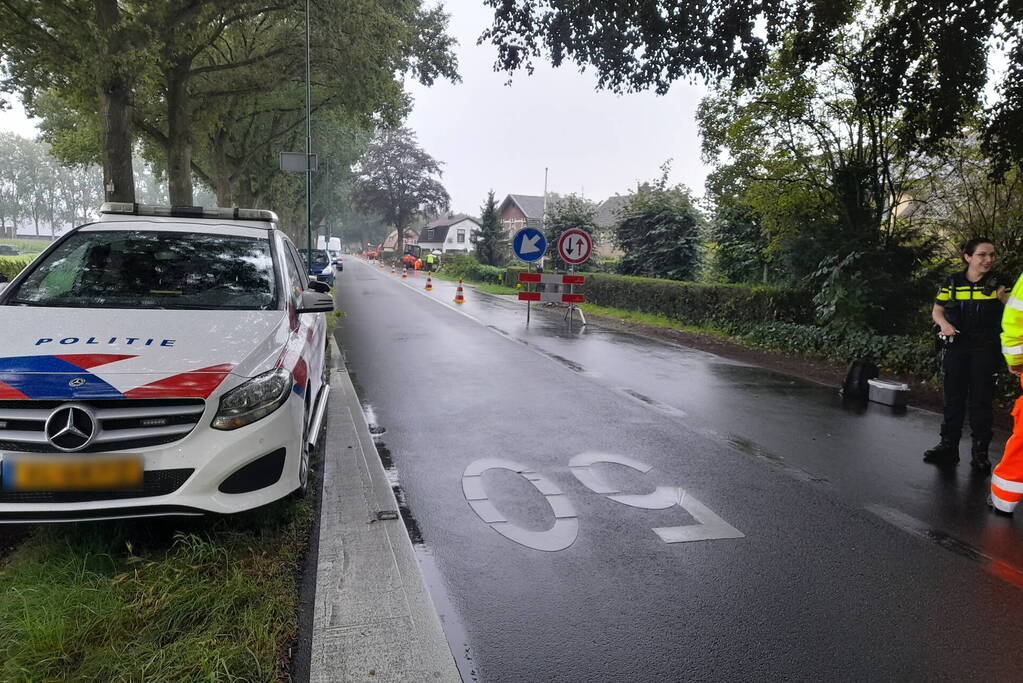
xmin=0 ymin=307 xmax=289 ymax=400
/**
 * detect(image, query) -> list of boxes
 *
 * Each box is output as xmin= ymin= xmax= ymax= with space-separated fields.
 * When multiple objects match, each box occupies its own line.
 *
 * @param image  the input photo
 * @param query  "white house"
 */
xmin=417 ymin=215 xmax=481 ymax=253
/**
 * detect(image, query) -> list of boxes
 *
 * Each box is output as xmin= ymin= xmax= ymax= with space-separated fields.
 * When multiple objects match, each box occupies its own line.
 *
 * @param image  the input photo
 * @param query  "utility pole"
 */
xmin=304 ymin=0 xmax=313 ymax=269
xmin=541 ymin=167 xmax=548 ymax=272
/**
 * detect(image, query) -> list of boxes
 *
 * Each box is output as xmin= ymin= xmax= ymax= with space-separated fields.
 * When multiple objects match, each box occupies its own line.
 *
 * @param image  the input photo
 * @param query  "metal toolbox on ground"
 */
xmin=867 ymin=378 xmax=910 ymax=407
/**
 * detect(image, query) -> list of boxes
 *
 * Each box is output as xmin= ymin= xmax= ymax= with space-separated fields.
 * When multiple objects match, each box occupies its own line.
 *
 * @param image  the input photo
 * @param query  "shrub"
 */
xmin=439 ymin=253 xmax=506 ymax=284
xmin=0 ymin=256 xmax=35 ymax=281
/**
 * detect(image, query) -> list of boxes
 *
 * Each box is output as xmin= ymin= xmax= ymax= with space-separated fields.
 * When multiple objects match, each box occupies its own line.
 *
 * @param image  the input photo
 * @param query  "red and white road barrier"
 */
xmin=517 ymin=272 xmax=585 ymax=303
xmin=517 ymin=273 xmax=585 ymax=285
xmin=517 ymin=292 xmax=585 ymax=303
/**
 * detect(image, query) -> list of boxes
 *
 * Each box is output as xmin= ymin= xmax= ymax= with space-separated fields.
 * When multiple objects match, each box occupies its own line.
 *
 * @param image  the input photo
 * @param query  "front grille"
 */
xmin=0 ymin=399 xmax=206 ymax=453
xmin=0 ymin=468 xmax=194 ymax=503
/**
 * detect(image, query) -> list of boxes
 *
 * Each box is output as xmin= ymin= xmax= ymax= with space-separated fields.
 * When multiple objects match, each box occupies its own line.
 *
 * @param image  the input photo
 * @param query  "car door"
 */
xmin=279 ymin=235 xmax=326 ymax=405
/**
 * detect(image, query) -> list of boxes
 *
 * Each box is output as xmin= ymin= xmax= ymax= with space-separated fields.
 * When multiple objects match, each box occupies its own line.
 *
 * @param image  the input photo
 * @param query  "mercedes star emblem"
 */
xmin=68 ymin=377 xmax=87 ymax=387
xmin=45 ymin=404 xmax=98 ymax=452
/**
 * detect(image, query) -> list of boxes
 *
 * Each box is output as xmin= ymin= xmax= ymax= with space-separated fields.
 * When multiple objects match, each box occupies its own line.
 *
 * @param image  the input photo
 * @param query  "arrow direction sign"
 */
xmin=557 ymin=228 xmax=592 ymax=265
xmin=512 ymin=227 xmax=547 ymax=263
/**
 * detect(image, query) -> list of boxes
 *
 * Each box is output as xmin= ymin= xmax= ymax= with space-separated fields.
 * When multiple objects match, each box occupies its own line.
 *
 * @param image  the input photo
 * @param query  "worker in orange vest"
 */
xmin=991 ymin=271 xmax=1023 ymax=515
xmin=414 ymin=258 xmax=423 ymax=271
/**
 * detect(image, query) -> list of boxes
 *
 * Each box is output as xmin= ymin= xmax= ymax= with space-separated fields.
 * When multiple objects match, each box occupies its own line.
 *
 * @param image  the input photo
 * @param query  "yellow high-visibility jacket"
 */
xmin=1002 ymin=273 xmax=1023 ymax=366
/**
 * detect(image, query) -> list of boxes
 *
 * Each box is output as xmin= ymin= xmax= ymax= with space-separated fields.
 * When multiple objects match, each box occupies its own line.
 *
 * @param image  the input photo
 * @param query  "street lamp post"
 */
xmin=304 ymin=0 xmax=313 ymax=269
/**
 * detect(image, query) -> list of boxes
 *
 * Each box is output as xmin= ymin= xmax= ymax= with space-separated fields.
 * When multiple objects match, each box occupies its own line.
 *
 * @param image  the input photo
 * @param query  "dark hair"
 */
xmin=962 ymin=237 xmax=994 ymax=262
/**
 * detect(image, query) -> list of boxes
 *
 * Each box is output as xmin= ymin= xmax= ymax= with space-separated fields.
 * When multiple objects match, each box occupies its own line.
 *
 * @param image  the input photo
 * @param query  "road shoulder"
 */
xmin=310 ymin=339 xmax=459 ymax=682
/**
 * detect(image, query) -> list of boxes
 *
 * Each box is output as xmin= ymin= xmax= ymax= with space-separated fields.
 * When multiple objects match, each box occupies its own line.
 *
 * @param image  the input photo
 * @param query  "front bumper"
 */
xmin=0 ymin=392 xmax=306 ymax=522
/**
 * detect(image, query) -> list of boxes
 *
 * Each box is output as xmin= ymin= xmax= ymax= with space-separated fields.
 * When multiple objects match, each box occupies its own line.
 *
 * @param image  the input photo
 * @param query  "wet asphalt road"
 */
xmin=335 ymin=258 xmax=1023 ymax=681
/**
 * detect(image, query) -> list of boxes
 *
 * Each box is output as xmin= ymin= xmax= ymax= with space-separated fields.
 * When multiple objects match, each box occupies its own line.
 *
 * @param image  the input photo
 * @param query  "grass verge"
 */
xmin=0 ymin=238 xmax=51 ymax=254
xmin=431 ymin=270 xmax=517 ymax=295
xmin=577 ymin=302 xmax=733 ymax=340
xmin=0 ymin=496 xmax=315 ymax=682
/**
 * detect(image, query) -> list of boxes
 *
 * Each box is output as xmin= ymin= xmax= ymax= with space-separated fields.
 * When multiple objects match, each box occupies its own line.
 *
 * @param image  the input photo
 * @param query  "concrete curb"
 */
xmin=310 ymin=338 xmax=460 ymax=682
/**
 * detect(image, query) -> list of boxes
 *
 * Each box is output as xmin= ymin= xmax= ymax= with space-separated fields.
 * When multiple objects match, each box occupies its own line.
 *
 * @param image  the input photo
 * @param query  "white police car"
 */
xmin=0 ymin=203 xmax=333 ymax=522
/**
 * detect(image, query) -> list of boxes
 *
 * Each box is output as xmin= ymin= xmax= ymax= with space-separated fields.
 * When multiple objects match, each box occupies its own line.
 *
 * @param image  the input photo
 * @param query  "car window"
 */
xmin=282 ymin=239 xmax=307 ymax=301
xmin=298 ymin=249 xmax=330 ymax=268
xmin=4 ymin=230 xmax=277 ymax=310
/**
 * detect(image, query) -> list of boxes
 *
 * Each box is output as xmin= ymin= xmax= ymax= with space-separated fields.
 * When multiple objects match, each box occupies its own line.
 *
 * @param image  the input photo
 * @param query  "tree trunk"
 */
xmin=95 ymin=0 xmax=135 ymax=204
xmin=211 ymin=129 xmax=233 ymax=206
xmin=166 ymin=65 xmax=193 ymax=206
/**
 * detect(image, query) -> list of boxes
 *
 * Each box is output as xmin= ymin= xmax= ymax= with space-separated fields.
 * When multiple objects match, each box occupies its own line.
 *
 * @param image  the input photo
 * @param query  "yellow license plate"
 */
xmin=3 ymin=457 xmax=143 ymax=491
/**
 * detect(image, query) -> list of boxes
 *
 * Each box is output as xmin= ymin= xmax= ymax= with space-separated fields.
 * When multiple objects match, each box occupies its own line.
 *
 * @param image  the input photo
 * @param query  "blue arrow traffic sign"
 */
xmin=512 ymin=227 xmax=547 ymax=263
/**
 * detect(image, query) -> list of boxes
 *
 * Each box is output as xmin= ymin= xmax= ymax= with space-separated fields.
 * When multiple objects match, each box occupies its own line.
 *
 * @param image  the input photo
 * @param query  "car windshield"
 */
xmin=298 ymin=249 xmax=330 ymax=267
xmin=4 ymin=229 xmax=277 ymax=310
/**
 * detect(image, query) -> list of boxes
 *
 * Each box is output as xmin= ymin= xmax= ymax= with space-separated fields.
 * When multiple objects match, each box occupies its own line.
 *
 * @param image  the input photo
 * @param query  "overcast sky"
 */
xmin=406 ymin=2 xmax=712 ymax=215
xmin=0 ymin=2 xmax=714 ymax=215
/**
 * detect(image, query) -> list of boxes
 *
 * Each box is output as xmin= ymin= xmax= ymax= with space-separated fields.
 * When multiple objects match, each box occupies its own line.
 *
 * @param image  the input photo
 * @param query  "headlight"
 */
xmin=212 ymin=368 xmax=292 ymax=430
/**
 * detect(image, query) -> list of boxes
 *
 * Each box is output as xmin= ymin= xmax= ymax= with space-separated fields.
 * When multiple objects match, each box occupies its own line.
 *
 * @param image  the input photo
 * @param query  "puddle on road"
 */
xmin=360 ymin=401 xmax=479 ymax=682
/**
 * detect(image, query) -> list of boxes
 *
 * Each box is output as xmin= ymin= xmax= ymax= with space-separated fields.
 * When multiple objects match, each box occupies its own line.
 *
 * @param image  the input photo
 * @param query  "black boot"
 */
xmin=923 ymin=438 xmax=960 ymax=464
xmin=987 ymin=494 xmax=1013 ymax=516
xmin=970 ymin=439 xmax=992 ymax=472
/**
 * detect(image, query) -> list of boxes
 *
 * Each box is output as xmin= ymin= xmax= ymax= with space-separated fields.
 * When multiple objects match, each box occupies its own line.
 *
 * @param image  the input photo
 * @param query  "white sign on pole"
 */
xmin=280 ymin=152 xmax=318 ymax=172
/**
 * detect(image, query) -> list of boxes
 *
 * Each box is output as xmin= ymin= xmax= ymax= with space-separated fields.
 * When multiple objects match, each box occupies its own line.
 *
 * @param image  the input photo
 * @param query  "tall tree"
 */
xmin=615 ymin=170 xmax=702 ymax=281
xmin=0 ymin=0 xmax=146 ymax=202
xmin=481 ymin=1 xmax=1023 ymax=171
xmin=475 ymin=190 xmax=504 ymax=266
xmin=697 ymin=42 xmax=941 ymax=332
xmin=544 ymin=195 xmax=598 ymax=271
xmin=352 ymin=127 xmax=450 ymax=261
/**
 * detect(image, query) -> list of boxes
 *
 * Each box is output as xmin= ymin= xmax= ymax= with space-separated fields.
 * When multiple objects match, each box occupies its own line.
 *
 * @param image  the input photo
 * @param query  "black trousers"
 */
xmin=941 ymin=341 xmax=1001 ymax=443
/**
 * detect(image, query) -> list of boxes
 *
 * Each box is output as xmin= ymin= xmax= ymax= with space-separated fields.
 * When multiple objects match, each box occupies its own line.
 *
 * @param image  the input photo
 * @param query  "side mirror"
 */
xmin=297 ymin=288 xmax=334 ymax=314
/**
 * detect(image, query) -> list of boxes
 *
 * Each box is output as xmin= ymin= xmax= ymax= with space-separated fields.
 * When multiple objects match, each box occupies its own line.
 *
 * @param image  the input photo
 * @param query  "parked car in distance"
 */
xmin=0 ymin=202 xmax=334 ymax=522
xmin=329 ymin=250 xmax=343 ymax=271
xmin=0 ymin=245 xmax=19 ymax=256
xmin=298 ymin=248 xmax=335 ymax=286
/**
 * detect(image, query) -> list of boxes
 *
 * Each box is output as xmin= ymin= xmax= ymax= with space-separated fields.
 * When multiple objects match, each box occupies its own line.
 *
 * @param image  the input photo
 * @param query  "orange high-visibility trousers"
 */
xmin=992 ymin=380 xmax=1023 ymax=513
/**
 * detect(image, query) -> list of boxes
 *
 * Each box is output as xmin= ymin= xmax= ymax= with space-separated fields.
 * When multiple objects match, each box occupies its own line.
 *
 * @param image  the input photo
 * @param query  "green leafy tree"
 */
xmin=697 ymin=40 xmax=945 ymax=331
xmin=481 ymin=0 xmax=1023 ymax=172
xmin=0 ymin=0 xmax=147 ymax=202
xmin=615 ymin=170 xmax=702 ymax=281
xmin=353 ymin=127 xmax=450 ymax=261
xmin=903 ymin=136 xmax=1023 ymax=279
xmin=544 ymin=195 xmax=597 ymax=271
xmin=5 ymin=0 xmax=458 ymax=210
xmin=475 ymin=190 xmax=504 ymax=266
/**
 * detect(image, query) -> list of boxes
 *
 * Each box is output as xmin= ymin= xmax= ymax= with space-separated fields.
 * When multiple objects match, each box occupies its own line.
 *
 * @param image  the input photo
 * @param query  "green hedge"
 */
xmin=738 ymin=321 xmax=1019 ymax=400
xmin=502 ymin=268 xmax=813 ymax=329
xmin=0 ymin=256 xmax=34 ymax=281
xmin=582 ymin=272 xmax=813 ymax=330
xmin=739 ymin=322 xmax=935 ymax=375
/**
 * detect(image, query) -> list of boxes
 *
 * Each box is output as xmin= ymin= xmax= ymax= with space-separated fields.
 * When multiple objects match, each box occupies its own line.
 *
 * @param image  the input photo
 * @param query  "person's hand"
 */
xmin=938 ymin=322 xmax=958 ymax=337
xmin=1009 ymin=364 xmax=1023 ymax=376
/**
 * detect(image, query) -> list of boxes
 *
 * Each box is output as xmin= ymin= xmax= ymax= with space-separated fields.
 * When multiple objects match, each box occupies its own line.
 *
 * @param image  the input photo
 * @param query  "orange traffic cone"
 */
xmin=402 ymin=266 xmax=408 ymax=280
xmin=454 ymin=278 xmax=465 ymax=304
xmin=425 ymin=274 xmax=433 ymax=291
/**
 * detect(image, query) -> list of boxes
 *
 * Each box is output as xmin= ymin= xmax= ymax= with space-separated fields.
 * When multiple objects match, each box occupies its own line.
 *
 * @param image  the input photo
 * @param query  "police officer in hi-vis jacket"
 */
xmin=925 ymin=238 xmax=1008 ymax=470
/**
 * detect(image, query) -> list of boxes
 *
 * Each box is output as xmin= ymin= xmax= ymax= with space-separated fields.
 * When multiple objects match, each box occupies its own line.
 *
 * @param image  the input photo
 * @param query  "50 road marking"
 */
xmin=461 ymin=452 xmax=744 ymax=552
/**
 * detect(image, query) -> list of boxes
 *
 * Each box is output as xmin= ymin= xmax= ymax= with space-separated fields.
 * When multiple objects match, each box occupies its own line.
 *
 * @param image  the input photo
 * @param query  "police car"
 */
xmin=0 ymin=203 xmax=334 ymax=522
